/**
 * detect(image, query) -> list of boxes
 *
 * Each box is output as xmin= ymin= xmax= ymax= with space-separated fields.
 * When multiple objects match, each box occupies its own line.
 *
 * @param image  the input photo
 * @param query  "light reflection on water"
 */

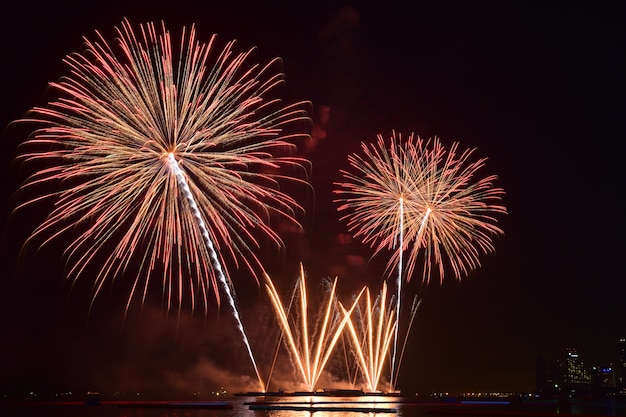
xmin=3 ymin=395 xmax=626 ymax=417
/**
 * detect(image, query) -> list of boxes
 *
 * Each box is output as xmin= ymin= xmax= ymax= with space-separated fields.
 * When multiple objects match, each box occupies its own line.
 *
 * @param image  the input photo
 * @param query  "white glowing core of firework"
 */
xmin=391 ymin=203 xmax=432 ymax=389
xmin=390 ymin=197 xmax=404 ymax=389
xmin=418 ymin=208 xmax=432 ymax=241
xmin=167 ymin=153 xmax=265 ymax=391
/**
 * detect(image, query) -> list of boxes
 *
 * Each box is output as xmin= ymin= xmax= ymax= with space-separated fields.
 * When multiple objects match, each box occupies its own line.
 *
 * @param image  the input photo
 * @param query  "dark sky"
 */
xmin=1 ymin=1 xmax=624 ymax=397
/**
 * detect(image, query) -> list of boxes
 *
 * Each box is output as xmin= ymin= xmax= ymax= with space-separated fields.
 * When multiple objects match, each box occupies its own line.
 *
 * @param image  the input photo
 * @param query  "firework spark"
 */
xmin=339 ymin=280 xmax=397 ymax=393
xmin=335 ymin=132 xmax=506 ymax=283
xmin=12 ymin=19 xmax=311 ymax=390
xmin=13 ymin=18 xmax=310 ymax=313
xmin=334 ymin=131 xmax=507 ymax=387
xmin=264 ymin=264 xmax=363 ymax=392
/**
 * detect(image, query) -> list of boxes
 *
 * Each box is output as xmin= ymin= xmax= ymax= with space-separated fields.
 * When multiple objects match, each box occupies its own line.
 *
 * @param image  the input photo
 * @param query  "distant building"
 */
xmin=561 ymin=347 xmax=591 ymax=396
xmin=618 ymin=337 xmax=626 ymax=395
xmin=536 ymin=346 xmax=621 ymax=399
xmin=591 ymin=365 xmax=615 ymax=397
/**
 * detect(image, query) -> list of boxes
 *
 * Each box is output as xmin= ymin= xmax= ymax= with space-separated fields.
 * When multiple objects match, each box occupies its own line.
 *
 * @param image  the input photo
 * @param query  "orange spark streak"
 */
xmin=340 ymin=281 xmax=397 ymax=393
xmin=264 ymin=264 xmax=363 ymax=392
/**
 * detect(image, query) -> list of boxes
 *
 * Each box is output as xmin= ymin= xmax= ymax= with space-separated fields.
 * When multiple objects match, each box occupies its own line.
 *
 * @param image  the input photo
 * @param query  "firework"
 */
xmin=14 ymin=17 xmax=310 ymax=312
xmin=334 ymin=131 xmax=506 ymax=387
xmin=264 ymin=264 xmax=363 ymax=392
xmin=339 ymin=280 xmax=397 ymax=393
xmin=13 ymin=19 xmax=311 ymax=390
xmin=335 ymin=131 xmax=506 ymax=283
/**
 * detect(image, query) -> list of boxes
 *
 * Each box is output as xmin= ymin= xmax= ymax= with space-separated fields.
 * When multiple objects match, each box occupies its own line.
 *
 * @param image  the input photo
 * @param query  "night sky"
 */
xmin=1 ymin=1 xmax=624 ymax=397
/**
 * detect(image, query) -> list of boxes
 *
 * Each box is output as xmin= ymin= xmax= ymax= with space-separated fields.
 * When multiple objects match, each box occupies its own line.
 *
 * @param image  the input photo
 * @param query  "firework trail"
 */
xmin=339 ymin=280 xmax=397 ymax=393
xmin=334 ymin=131 xmax=506 ymax=388
xmin=264 ymin=264 xmax=363 ymax=392
xmin=168 ymin=153 xmax=263 ymax=390
xmin=12 ymin=19 xmax=311 ymax=390
xmin=393 ymin=295 xmax=421 ymax=385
